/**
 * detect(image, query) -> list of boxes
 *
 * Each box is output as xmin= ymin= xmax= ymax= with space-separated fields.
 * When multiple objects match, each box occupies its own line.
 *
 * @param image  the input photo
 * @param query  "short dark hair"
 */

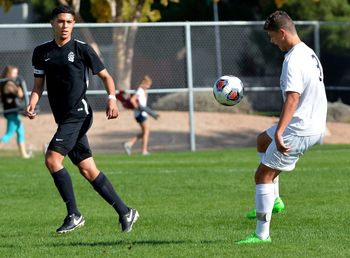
xmin=264 ymin=10 xmax=296 ymax=33
xmin=51 ymin=5 xmax=75 ymax=20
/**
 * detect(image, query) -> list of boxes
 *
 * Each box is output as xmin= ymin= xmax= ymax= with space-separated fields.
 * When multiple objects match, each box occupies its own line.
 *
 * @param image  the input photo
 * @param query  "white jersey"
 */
xmin=280 ymin=42 xmax=327 ymax=136
xmin=134 ymin=87 xmax=148 ymax=117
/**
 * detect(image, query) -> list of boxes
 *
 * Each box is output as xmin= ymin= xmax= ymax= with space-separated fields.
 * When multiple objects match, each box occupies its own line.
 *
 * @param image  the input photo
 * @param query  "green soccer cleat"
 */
xmin=272 ymin=197 xmax=285 ymax=213
xmin=246 ymin=197 xmax=285 ymax=219
xmin=236 ymin=233 xmax=272 ymax=245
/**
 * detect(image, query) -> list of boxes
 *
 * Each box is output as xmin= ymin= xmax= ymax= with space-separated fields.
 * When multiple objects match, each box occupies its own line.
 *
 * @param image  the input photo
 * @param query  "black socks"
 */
xmin=51 ymin=168 xmax=80 ymax=216
xmin=91 ymin=172 xmax=129 ymax=216
xmin=52 ymin=169 xmax=128 ymax=217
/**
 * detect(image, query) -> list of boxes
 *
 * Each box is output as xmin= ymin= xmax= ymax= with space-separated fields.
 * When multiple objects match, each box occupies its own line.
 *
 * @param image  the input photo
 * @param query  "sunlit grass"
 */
xmin=0 ymin=145 xmax=349 ymax=257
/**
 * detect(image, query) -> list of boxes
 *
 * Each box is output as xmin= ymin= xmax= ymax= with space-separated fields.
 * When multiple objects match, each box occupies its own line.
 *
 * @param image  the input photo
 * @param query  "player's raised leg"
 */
xmin=272 ymin=176 xmax=285 ymax=213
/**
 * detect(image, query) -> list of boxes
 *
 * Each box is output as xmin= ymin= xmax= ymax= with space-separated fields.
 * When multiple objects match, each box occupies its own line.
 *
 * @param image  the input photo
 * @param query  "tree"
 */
xmin=0 ymin=0 xmax=20 ymax=12
xmin=0 ymin=0 xmax=32 ymax=12
xmin=2 ymin=0 xmax=179 ymax=90
xmin=88 ymin=0 xmax=179 ymax=90
xmin=33 ymin=0 xmax=179 ymax=90
xmin=272 ymin=0 xmax=350 ymax=51
xmin=0 ymin=0 xmax=11 ymax=11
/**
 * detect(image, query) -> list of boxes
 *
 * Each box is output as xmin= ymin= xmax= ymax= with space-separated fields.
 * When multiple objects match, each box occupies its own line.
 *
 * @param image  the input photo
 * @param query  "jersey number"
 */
xmin=311 ymin=54 xmax=323 ymax=82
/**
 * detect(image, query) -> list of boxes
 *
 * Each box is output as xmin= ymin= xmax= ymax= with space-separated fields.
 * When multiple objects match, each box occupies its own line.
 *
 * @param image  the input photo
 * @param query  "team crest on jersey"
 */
xmin=68 ymin=51 xmax=75 ymax=62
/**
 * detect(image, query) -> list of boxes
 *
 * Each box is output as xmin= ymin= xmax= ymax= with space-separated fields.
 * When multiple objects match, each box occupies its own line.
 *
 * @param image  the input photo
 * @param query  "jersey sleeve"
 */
xmin=32 ymin=46 xmax=45 ymax=78
xmin=83 ymin=44 xmax=105 ymax=75
xmin=284 ymin=58 xmax=303 ymax=94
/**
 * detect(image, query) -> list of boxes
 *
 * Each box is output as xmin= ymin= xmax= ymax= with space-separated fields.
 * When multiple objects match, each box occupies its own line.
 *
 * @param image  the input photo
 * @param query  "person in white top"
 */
xmin=124 ymin=75 xmax=153 ymax=155
xmin=237 ymin=10 xmax=327 ymax=244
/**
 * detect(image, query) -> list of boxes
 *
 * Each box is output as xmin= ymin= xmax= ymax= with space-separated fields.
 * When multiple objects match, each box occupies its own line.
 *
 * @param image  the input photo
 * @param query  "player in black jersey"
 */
xmin=26 ymin=5 xmax=139 ymax=234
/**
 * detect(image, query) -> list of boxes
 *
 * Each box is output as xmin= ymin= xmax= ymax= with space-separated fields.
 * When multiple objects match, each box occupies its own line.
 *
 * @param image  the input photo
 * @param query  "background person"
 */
xmin=123 ymin=75 xmax=153 ymax=155
xmin=237 ymin=10 xmax=327 ymax=244
xmin=0 ymin=65 xmax=32 ymax=159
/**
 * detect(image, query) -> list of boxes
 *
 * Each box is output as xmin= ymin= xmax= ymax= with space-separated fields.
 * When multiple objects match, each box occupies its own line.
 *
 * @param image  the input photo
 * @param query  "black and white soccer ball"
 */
xmin=213 ymin=75 xmax=244 ymax=106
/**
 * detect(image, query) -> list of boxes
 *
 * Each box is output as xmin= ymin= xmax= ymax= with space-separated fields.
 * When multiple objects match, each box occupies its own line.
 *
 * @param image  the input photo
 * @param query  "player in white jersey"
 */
xmin=237 ymin=10 xmax=327 ymax=244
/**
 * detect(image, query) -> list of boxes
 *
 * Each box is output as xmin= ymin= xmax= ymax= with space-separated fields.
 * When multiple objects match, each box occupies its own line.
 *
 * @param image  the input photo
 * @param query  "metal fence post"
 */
xmin=185 ymin=23 xmax=196 ymax=152
xmin=314 ymin=21 xmax=320 ymax=59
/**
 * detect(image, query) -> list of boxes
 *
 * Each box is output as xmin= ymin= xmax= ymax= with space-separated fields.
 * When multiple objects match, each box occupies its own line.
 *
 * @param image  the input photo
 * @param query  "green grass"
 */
xmin=0 ymin=145 xmax=349 ymax=257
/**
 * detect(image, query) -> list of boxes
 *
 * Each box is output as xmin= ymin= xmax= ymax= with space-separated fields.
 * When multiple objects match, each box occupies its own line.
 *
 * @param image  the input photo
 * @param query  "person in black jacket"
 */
xmin=0 ymin=65 xmax=32 ymax=158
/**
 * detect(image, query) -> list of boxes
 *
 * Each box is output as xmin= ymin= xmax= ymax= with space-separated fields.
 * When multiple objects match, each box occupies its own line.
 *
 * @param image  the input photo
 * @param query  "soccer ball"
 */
xmin=213 ymin=75 xmax=244 ymax=106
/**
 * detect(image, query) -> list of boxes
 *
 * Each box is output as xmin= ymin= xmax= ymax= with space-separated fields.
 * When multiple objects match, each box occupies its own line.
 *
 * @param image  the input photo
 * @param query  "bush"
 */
xmin=327 ymin=100 xmax=350 ymax=123
xmin=152 ymin=93 xmax=350 ymax=123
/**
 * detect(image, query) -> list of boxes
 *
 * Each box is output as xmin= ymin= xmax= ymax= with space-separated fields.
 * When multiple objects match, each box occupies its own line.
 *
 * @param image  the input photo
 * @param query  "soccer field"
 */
xmin=0 ymin=145 xmax=349 ymax=257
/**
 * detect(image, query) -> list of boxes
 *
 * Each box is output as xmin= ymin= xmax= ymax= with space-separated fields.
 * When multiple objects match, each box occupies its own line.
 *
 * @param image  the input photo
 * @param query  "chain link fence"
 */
xmin=0 ymin=21 xmax=349 ymax=152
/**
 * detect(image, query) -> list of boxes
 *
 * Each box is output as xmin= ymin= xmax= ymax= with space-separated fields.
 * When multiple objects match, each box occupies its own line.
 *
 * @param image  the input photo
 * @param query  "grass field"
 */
xmin=0 ymin=145 xmax=349 ymax=257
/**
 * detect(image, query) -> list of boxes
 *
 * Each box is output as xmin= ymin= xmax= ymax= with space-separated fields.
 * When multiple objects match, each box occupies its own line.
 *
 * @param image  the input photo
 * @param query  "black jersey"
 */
xmin=32 ymin=39 xmax=105 ymax=123
xmin=0 ymin=79 xmax=23 ymax=113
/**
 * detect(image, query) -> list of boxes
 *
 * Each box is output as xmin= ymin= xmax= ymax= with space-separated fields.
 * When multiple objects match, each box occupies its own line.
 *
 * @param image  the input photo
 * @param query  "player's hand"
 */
xmin=26 ymin=104 xmax=37 ymax=119
xmin=275 ymin=134 xmax=291 ymax=156
xmin=106 ymin=99 xmax=119 ymax=119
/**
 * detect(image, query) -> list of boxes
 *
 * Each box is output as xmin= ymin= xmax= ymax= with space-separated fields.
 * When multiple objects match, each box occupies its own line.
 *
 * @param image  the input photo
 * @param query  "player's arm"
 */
xmin=97 ymin=68 xmax=119 ymax=120
xmin=275 ymin=91 xmax=300 ymax=155
xmin=129 ymin=94 xmax=139 ymax=109
xmin=26 ymin=77 xmax=45 ymax=119
xmin=16 ymin=86 xmax=24 ymax=98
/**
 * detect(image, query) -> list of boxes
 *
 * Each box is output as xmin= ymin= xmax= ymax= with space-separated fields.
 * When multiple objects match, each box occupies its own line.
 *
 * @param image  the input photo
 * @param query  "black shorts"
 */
xmin=48 ymin=114 xmax=93 ymax=165
xmin=135 ymin=114 xmax=147 ymax=124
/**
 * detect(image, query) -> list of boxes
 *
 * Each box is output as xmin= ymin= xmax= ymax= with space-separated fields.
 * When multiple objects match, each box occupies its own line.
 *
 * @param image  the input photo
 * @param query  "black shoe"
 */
xmin=56 ymin=214 xmax=85 ymax=234
xmin=119 ymin=208 xmax=139 ymax=233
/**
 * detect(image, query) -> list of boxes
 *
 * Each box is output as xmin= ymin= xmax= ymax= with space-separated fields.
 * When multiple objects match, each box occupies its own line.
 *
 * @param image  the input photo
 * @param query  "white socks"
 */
xmin=273 ymin=175 xmax=280 ymax=199
xmin=255 ymin=184 xmax=275 ymax=240
xmin=257 ymin=152 xmax=280 ymax=199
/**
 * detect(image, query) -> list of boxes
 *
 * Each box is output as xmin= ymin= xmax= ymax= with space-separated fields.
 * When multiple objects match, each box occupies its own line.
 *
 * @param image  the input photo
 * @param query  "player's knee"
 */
xmin=77 ymin=161 xmax=98 ymax=181
xmin=256 ymin=212 xmax=272 ymax=222
xmin=255 ymin=164 xmax=277 ymax=184
xmin=44 ymin=157 xmax=52 ymax=170
xmin=45 ymin=156 xmax=61 ymax=172
xmin=78 ymin=167 xmax=90 ymax=180
xmin=79 ymin=168 xmax=98 ymax=182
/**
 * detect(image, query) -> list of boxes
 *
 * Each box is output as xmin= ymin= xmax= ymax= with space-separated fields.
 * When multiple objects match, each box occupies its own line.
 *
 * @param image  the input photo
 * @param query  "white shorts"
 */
xmin=261 ymin=125 xmax=324 ymax=172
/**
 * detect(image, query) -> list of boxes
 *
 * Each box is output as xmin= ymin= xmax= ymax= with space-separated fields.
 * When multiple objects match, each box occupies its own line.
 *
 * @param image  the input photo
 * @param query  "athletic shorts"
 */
xmin=261 ymin=125 xmax=324 ymax=172
xmin=135 ymin=114 xmax=147 ymax=124
xmin=48 ymin=114 xmax=93 ymax=165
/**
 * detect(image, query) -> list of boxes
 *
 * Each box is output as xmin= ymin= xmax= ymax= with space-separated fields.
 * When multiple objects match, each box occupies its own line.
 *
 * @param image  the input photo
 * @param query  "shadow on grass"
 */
xmin=47 ymin=239 xmax=223 ymax=247
xmin=0 ymin=244 xmax=16 ymax=248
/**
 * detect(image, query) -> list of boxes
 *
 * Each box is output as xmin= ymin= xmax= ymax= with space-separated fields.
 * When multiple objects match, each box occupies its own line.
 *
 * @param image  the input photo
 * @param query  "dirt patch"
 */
xmin=1 ymin=111 xmax=349 ymax=154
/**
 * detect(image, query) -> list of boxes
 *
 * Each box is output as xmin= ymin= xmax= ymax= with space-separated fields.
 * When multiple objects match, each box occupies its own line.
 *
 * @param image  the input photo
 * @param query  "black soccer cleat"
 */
xmin=56 ymin=213 xmax=85 ymax=234
xmin=119 ymin=208 xmax=139 ymax=233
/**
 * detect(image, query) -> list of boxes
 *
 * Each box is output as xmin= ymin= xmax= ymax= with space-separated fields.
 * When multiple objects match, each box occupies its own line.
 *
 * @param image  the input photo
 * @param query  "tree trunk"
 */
xmin=112 ymin=24 xmax=138 ymax=90
xmin=111 ymin=0 xmax=144 ymax=90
